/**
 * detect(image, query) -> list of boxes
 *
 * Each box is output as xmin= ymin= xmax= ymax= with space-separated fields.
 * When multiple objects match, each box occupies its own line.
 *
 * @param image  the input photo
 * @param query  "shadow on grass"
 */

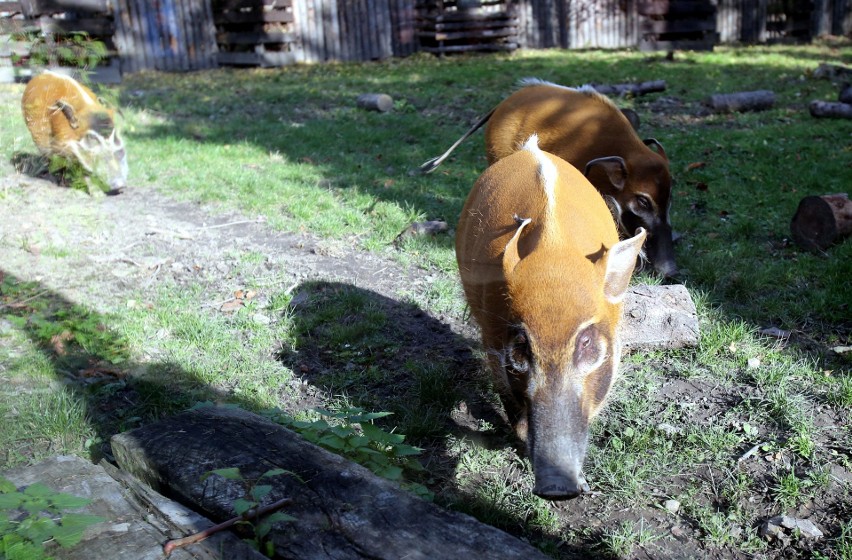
xmin=0 ymin=270 xmax=602 ymax=557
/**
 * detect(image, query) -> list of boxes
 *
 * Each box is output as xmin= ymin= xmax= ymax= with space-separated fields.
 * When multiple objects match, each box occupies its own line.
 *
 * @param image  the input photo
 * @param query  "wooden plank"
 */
xmin=38 ymin=16 xmax=114 ymax=35
xmin=197 ymin=0 xmax=219 ymax=69
xmin=638 ymin=0 xmax=717 ymax=17
xmin=325 ymin=0 xmax=342 ymax=61
xmin=214 ymin=9 xmax=293 ymax=24
xmin=420 ymin=41 xmax=518 ymax=52
xmin=217 ymin=49 xmax=296 ymax=65
xmin=426 ymin=27 xmax=517 ymax=40
xmin=216 ymin=0 xmax=292 ymax=9
xmin=641 ymin=18 xmax=717 ymax=34
xmin=20 ymin=0 xmax=109 ymax=17
xmin=638 ymin=37 xmax=717 ymax=50
xmin=111 ymin=406 xmax=552 ymax=560
xmin=217 ymin=30 xmax=296 ymax=44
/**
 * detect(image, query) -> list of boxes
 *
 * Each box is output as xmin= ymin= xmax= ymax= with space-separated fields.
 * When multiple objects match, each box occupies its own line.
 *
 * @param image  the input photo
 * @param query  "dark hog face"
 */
xmin=584 ymin=142 xmax=678 ymax=278
xmin=502 ymin=318 xmax=620 ymax=500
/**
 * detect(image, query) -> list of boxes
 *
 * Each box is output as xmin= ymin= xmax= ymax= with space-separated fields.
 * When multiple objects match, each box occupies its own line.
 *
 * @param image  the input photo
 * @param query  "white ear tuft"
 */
xmin=604 ymin=228 xmax=647 ymax=303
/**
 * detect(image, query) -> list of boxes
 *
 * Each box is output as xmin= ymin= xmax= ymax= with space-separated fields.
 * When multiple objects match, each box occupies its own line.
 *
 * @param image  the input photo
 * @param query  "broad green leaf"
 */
xmin=258 ymin=469 xmax=290 ymax=479
xmin=204 ymin=468 xmax=242 ymax=482
xmin=0 ymin=493 xmax=24 ymax=509
xmin=21 ymin=498 xmax=49 ymax=515
xmin=48 ymin=493 xmax=91 ymax=510
xmin=0 ymin=477 xmax=17 ymax=494
xmin=250 ymin=485 xmax=272 ymax=502
xmin=317 ymin=434 xmax=346 ymax=450
xmin=233 ymin=498 xmax=255 ymax=516
xmin=375 ymin=465 xmax=403 ymax=481
xmin=52 ymin=514 xmax=104 ymax=547
xmin=22 ymin=484 xmax=54 ymax=499
xmin=391 ymin=445 xmax=423 ymax=458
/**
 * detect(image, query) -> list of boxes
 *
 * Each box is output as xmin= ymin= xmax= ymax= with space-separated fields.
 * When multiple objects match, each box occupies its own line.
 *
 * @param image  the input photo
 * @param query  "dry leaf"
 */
xmin=686 ymin=162 xmax=707 ymax=172
xmin=50 ymin=331 xmax=73 ymax=356
xmin=220 ymin=299 xmax=244 ymax=313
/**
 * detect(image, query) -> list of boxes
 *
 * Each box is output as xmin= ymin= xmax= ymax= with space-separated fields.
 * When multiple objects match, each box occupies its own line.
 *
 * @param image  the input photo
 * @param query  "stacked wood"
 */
xmin=790 ymin=193 xmax=852 ymax=253
xmin=111 ymin=405 xmax=552 ymax=560
xmin=416 ymin=0 xmax=518 ymax=54
xmin=704 ymin=90 xmax=776 ymax=112
xmin=4 ymin=0 xmax=121 ymax=82
xmin=638 ymin=0 xmax=718 ymax=52
xmin=213 ymin=0 xmax=296 ymax=67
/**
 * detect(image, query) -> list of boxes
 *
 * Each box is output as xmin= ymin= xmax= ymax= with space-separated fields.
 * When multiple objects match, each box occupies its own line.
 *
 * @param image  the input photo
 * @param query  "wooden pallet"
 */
xmin=638 ymin=0 xmax=718 ymax=52
xmin=214 ymin=0 xmax=296 ymax=67
xmin=416 ymin=0 xmax=518 ymax=54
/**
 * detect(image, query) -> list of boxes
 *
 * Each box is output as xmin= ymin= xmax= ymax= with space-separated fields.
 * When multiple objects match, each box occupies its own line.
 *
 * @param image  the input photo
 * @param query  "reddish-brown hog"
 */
xmin=456 ymin=134 xmax=646 ymax=499
xmin=22 ymin=71 xmax=128 ymax=192
xmin=423 ymin=79 xmax=675 ymax=277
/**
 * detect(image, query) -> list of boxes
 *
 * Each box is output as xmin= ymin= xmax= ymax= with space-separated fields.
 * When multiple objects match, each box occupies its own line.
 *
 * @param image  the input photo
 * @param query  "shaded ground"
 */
xmin=1 ymin=174 xmax=849 ymax=559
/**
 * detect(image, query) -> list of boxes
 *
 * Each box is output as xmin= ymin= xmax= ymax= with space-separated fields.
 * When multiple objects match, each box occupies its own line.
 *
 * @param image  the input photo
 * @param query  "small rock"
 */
xmin=670 ymin=524 xmax=687 ymax=539
xmin=760 ymin=518 xmax=784 ymax=540
xmin=252 ymin=313 xmax=271 ymax=325
xmin=657 ymin=423 xmax=681 ymax=436
xmin=747 ymin=357 xmax=761 ymax=368
xmin=776 ymin=516 xmax=824 ymax=539
xmin=663 ymin=499 xmax=680 ymax=514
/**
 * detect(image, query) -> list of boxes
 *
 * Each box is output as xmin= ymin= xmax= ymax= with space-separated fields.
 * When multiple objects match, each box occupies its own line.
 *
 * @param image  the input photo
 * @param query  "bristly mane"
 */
xmin=521 ymin=134 xmax=557 ymax=220
xmin=516 ymin=77 xmax=620 ymax=113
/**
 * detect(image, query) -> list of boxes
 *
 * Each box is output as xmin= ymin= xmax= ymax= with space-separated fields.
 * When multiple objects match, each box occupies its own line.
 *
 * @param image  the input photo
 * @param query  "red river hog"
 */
xmin=425 ymin=79 xmax=675 ymax=277
xmin=456 ymin=134 xmax=646 ymax=499
xmin=22 ymin=71 xmax=128 ymax=192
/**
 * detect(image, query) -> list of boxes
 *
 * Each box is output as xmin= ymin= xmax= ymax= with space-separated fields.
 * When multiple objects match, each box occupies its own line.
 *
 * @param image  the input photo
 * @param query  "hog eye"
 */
xmin=508 ymin=331 xmax=531 ymax=374
xmin=573 ymin=325 xmax=601 ymax=369
xmin=636 ymin=196 xmax=652 ymax=211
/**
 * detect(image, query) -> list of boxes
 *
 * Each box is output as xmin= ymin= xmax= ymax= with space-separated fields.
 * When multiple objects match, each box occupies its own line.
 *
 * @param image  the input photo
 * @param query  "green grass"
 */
xmin=1 ymin=40 xmax=851 ymax=558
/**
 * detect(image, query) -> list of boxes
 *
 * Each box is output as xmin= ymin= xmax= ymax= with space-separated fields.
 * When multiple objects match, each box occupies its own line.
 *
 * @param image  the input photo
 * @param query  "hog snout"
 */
xmin=532 ymin=463 xmax=590 ymax=500
xmin=646 ymin=224 xmax=678 ymax=278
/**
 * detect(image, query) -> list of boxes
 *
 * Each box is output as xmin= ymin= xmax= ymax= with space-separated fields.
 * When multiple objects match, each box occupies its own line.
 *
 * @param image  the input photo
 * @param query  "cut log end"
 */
xmin=790 ymin=194 xmax=852 ymax=253
xmin=356 ymin=93 xmax=393 ymax=112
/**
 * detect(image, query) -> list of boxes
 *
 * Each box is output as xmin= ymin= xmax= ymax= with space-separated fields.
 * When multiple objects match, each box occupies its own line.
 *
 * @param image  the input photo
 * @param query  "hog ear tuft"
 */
xmin=603 ymin=228 xmax=647 ymax=303
xmin=503 ymin=216 xmax=532 ymax=276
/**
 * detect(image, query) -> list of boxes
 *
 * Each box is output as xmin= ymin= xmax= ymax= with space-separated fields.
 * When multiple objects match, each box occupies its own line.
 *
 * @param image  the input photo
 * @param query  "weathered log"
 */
xmin=809 ymin=100 xmax=852 ymax=119
xmin=839 ymin=83 xmax=852 ymax=104
xmin=356 ymin=93 xmax=393 ymax=112
xmin=1 ymin=455 xmax=264 ymax=560
xmin=111 ymin=406 xmax=551 ymax=560
xmin=591 ymin=80 xmax=666 ymax=97
xmin=621 ymin=284 xmax=699 ymax=351
xmin=704 ymin=90 xmax=775 ymax=113
xmin=790 ymin=193 xmax=852 ymax=253
xmin=812 ymin=63 xmax=852 ymax=80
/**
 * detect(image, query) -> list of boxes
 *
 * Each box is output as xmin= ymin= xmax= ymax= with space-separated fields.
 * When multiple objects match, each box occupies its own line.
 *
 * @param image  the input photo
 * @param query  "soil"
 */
xmin=1 ymin=173 xmax=849 ymax=560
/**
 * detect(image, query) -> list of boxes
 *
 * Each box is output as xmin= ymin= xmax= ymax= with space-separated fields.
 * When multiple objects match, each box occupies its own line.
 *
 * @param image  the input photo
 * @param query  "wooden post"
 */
xmin=704 ymin=90 xmax=776 ymax=113
xmin=790 ymin=193 xmax=852 ymax=253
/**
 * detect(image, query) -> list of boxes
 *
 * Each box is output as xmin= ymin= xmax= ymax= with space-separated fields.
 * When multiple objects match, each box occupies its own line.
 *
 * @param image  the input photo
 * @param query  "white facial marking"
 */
xmin=521 ymin=134 xmax=557 ymax=215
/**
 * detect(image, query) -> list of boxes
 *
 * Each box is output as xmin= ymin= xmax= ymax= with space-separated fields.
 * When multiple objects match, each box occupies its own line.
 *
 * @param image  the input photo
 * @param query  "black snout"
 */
xmin=645 ymin=225 xmax=678 ymax=278
xmin=533 ymin=466 xmax=590 ymax=500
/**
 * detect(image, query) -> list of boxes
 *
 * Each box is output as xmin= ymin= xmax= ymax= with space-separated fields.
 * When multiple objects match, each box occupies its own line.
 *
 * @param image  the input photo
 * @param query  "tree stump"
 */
xmin=356 ymin=93 xmax=393 ymax=112
xmin=704 ymin=90 xmax=775 ymax=113
xmin=809 ymin=100 xmax=852 ymax=119
xmin=790 ymin=193 xmax=852 ymax=253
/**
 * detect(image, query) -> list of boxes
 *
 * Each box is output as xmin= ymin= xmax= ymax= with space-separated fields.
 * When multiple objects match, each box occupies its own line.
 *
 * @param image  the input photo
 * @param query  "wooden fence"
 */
xmin=1 ymin=0 xmax=850 ymax=78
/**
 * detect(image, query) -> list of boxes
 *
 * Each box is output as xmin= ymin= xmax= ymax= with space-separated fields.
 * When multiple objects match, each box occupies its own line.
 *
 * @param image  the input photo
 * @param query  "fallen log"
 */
xmin=591 ymin=80 xmax=666 ymax=97
xmin=809 ymin=100 xmax=852 ymax=119
xmin=621 ymin=284 xmax=699 ymax=350
xmin=704 ymin=90 xmax=775 ymax=113
xmin=839 ymin=83 xmax=852 ymax=104
xmin=356 ymin=93 xmax=393 ymax=112
xmin=812 ymin=63 xmax=852 ymax=80
xmin=790 ymin=193 xmax=852 ymax=253
xmin=111 ymin=406 xmax=551 ymax=560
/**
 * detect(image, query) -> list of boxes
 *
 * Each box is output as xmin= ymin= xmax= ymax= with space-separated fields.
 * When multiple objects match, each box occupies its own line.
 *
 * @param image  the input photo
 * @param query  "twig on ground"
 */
xmin=163 ymin=496 xmax=292 ymax=556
